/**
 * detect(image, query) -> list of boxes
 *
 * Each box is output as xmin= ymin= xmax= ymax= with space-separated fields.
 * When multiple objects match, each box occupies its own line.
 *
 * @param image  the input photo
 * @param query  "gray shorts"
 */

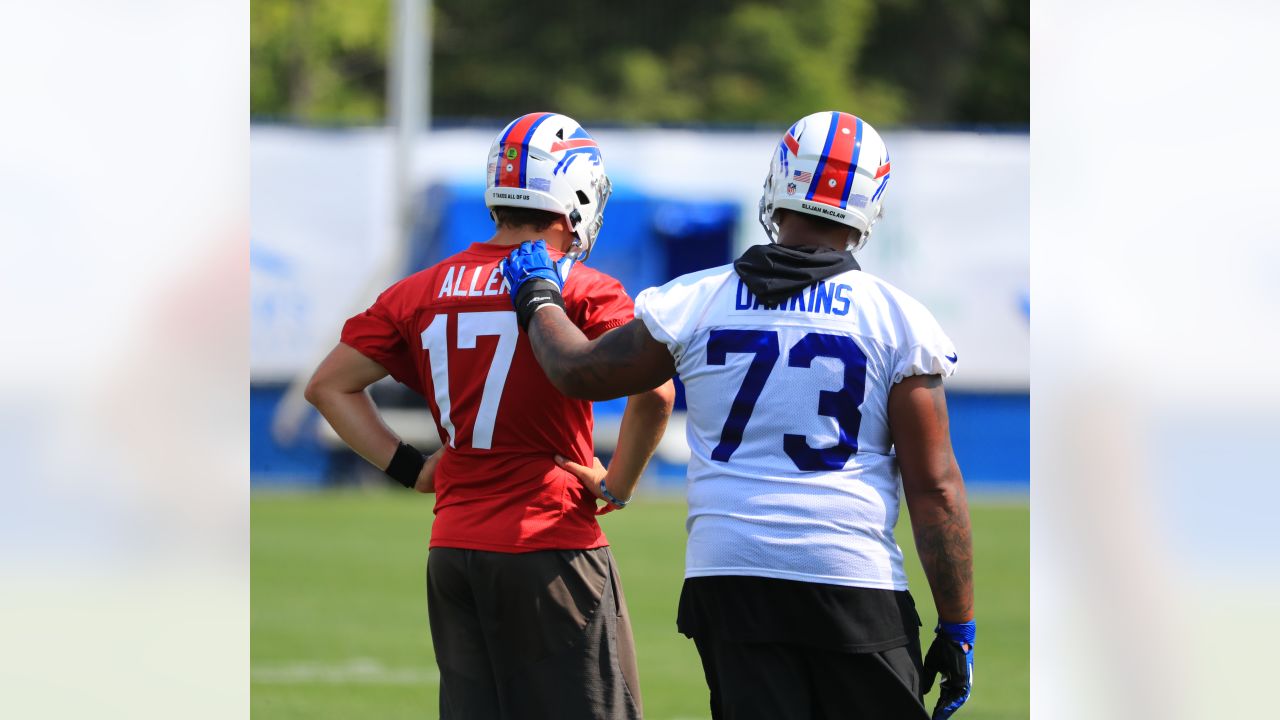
xmin=426 ymin=546 xmax=642 ymax=720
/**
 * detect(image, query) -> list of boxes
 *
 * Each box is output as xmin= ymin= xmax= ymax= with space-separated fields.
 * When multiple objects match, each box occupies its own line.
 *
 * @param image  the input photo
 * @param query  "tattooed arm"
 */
xmin=890 ymin=374 xmax=975 ymax=623
xmin=527 ymin=309 xmax=677 ymax=401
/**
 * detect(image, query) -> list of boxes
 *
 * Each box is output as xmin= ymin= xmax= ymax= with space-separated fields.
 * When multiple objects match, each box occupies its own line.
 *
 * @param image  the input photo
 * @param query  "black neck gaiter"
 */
xmin=732 ymin=244 xmax=860 ymax=306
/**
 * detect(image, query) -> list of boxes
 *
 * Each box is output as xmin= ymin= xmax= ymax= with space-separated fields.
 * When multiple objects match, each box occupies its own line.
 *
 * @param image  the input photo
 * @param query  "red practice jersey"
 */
xmin=341 ymin=242 xmax=633 ymax=552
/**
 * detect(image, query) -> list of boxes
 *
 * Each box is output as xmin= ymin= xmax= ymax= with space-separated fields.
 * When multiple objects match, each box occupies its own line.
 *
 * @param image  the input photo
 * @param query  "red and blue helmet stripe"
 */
xmin=496 ymin=112 xmax=553 ymax=189
xmin=805 ymin=112 xmax=864 ymax=210
xmin=782 ymin=122 xmax=801 ymax=155
xmin=871 ymin=149 xmax=891 ymax=202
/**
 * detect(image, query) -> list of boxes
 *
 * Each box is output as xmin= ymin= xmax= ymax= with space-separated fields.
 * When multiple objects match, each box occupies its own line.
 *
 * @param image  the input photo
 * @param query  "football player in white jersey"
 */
xmin=501 ymin=111 xmax=975 ymax=720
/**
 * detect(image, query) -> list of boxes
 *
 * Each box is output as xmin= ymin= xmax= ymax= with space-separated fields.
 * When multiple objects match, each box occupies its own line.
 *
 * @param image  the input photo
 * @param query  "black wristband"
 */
xmin=385 ymin=441 xmax=425 ymax=489
xmin=513 ymin=278 xmax=565 ymax=331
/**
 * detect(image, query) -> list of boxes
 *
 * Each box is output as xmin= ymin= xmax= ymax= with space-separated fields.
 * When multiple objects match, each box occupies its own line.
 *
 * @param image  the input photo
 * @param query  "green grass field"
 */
xmin=252 ymin=491 xmax=1027 ymax=719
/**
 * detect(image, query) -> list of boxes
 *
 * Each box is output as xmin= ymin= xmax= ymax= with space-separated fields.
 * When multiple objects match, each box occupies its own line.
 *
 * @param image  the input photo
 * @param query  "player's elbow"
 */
xmin=542 ymin=363 xmax=590 ymax=400
xmin=904 ymin=465 xmax=967 ymax=510
xmin=303 ymin=373 xmax=330 ymax=409
xmin=922 ymin=476 xmax=966 ymax=504
xmin=558 ymin=368 xmax=667 ymax=403
xmin=638 ymin=380 xmax=676 ymax=414
xmin=544 ymin=356 xmax=613 ymax=401
xmin=555 ymin=370 xmax=613 ymax=401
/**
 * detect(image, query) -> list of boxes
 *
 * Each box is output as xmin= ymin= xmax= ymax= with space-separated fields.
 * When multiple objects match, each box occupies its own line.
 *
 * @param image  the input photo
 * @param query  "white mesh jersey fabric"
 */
xmin=634 ymin=262 xmax=956 ymax=590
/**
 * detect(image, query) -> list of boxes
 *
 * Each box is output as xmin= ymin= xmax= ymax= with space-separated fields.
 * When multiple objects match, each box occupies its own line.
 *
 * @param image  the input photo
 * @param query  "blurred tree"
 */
xmin=250 ymin=0 xmax=1027 ymax=127
xmin=433 ymin=0 xmax=903 ymax=125
xmin=860 ymin=0 xmax=1029 ymax=125
xmin=251 ymin=0 xmax=390 ymax=123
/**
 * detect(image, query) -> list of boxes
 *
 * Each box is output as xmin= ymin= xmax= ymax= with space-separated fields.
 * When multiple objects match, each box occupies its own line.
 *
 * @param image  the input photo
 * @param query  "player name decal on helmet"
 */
xmin=800 ymin=202 xmax=848 ymax=220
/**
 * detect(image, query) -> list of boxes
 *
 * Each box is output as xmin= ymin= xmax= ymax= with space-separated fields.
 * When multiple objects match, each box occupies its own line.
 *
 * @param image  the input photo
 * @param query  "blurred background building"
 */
xmin=250 ymin=0 xmax=1029 ymax=491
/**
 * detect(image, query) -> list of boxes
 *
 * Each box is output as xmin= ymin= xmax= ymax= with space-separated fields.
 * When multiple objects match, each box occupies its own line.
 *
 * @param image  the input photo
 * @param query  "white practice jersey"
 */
xmin=634 ymin=263 xmax=957 ymax=590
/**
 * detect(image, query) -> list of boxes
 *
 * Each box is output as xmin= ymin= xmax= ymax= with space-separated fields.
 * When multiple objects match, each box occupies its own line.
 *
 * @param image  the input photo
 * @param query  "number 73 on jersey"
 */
xmin=708 ymin=328 xmax=868 ymax=473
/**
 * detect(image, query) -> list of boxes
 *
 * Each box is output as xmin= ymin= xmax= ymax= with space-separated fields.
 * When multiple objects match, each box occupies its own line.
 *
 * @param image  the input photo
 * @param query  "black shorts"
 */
xmin=679 ymin=575 xmax=930 ymax=720
xmin=426 ymin=546 xmax=641 ymax=720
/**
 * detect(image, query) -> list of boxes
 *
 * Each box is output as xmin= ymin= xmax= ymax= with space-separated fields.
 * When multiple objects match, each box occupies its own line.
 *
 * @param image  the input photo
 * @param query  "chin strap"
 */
xmin=558 ymin=239 xmax=585 ymax=281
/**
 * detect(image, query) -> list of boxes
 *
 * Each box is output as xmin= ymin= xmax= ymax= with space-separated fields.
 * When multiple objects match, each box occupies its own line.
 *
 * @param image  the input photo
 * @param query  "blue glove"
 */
xmin=500 ymin=240 xmax=570 ymax=330
xmin=501 ymin=239 xmax=564 ymax=294
xmin=922 ymin=620 xmax=974 ymax=719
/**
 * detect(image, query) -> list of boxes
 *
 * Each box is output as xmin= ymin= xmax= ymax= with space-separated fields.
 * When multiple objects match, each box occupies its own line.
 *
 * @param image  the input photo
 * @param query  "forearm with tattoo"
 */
xmin=910 ymin=488 xmax=975 ymax=622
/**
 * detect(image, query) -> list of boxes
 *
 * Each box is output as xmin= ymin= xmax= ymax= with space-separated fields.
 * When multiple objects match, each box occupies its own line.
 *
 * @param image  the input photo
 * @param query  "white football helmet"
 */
xmin=484 ymin=112 xmax=612 ymax=261
xmin=758 ymin=111 xmax=891 ymax=253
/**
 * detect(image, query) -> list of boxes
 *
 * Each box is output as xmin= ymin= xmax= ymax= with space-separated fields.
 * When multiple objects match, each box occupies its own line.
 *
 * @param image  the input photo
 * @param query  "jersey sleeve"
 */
xmin=890 ymin=296 xmax=958 ymax=385
xmin=633 ymin=272 xmax=717 ymax=364
xmin=566 ymin=270 xmax=634 ymax=340
xmin=340 ymin=285 xmax=424 ymax=395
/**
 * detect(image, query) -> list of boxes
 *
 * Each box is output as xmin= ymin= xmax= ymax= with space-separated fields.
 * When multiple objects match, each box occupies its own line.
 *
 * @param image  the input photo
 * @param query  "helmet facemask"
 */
xmin=570 ymin=173 xmax=611 ymax=262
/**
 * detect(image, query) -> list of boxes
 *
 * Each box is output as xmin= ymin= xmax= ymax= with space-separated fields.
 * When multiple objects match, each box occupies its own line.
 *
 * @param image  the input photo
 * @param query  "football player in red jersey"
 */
xmin=304 ymin=112 xmax=674 ymax=719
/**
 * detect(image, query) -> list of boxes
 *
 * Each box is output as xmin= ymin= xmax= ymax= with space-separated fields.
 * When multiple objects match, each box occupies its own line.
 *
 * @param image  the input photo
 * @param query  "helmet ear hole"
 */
xmin=575 ymin=190 xmax=590 ymax=205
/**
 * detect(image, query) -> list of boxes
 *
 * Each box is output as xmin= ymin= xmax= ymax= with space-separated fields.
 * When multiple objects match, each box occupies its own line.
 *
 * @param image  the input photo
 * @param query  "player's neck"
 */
xmin=777 ymin=236 xmax=847 ymax=253
xmin=775 ymin=212 xmax=854 ymax=252
xmin=486 ymin=226 xmax=573 ymax=252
